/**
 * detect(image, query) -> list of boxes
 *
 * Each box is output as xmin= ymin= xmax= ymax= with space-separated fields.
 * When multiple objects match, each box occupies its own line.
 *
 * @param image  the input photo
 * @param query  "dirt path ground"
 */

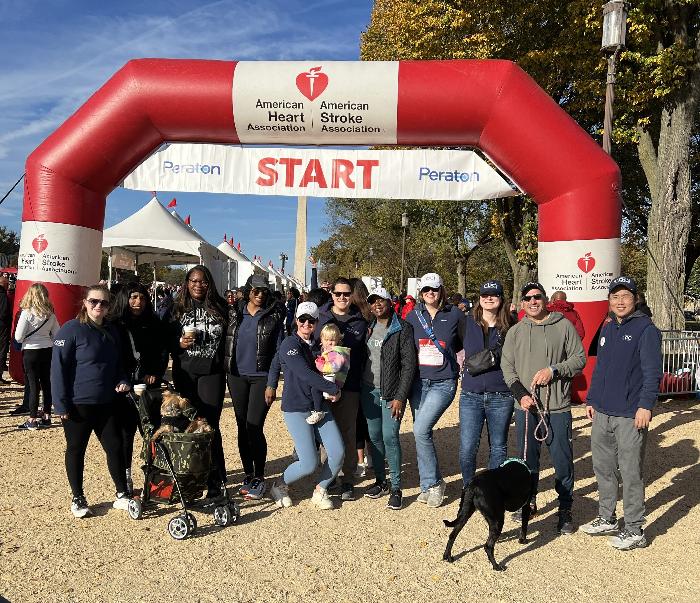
xmin=1 ymin=383 xmax=698 ymax=603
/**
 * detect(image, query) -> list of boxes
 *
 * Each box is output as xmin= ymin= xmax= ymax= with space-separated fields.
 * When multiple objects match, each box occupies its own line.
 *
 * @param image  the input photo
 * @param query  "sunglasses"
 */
xmin=522 ymin=294 xmax=544 ymax=302
xmin=332 ymin=291 xmax=351 ymax=298
xmin=480 ymin=293 xmax=500 ymax=299
xmin=421 ymin=286 xmax=440 ymax=293
xmin=188 ymin=279 xmax=209 ymax=286
xmin=297 ymin=316 xmax=317 ymax=325
xmin=252 ymin=288 xmax=269 ymax=296
xmin=87 ymin=298 xmax=110 ymax=308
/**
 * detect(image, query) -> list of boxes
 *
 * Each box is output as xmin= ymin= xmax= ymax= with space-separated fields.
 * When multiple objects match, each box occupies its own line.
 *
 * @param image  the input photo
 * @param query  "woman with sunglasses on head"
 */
xmin=314 ymin=277 xmax=368 ymax=502
xmin=458 ymin=280 xmax=515 ymax=486
xmin=109 ymin=282 xmax=169 ymax=495
xmin=51 ymin=285 xmax=132 ymax=518
xmin=171 ymin=265 xmax=229 ymax=499
xmin=224 ymin=274 xmax=285 ymax=500
xmin=269 ymin=302 xmax=343 ymax=510
xmin=405 ymin=273 xmax=466 ymax=508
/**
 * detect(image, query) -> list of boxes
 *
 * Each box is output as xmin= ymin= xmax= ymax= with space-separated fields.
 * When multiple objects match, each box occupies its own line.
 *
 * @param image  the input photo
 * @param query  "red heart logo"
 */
xmin=296 ymin=66 xmax=328 ymax=101
xmin=32 ymin=235 xmax=48 ymax=253
xmin=577 ymin=252 xmax=595 ymax=273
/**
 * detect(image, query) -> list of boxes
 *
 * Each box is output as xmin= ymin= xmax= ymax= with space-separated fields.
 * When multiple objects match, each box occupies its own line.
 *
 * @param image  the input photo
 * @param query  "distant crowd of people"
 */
xmin=2 ymin=264 xmax=662 ymax=551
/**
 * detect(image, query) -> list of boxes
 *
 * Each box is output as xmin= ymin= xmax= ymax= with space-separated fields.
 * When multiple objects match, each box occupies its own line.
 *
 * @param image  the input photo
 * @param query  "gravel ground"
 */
xmin=1 ymin=383 xmax=698 ymax=603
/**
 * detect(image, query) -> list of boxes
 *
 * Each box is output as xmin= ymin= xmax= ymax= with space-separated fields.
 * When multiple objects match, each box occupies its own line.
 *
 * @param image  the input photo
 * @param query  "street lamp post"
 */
xmin=279 ymin=252 xmax=288 ymax=274
xmin=601 ymin=1 xmax=629 ymax=155
xmin=400 ymin=212 xmax=409 ymax=292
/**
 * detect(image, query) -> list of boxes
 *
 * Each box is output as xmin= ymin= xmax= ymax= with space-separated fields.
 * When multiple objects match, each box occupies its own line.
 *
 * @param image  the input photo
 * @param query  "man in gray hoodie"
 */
xmin=501 ymin=282 xmax=586 ymax=535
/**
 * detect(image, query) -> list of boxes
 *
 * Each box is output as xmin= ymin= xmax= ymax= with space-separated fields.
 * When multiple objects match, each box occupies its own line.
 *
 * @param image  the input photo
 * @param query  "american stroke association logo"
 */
xmin=32 ymin=234 xmax=48 ymax=253
xmin=295 ymin=66 xmax=328 ymax=101
xmin=577 ymin=252 xmax=596 ymax=274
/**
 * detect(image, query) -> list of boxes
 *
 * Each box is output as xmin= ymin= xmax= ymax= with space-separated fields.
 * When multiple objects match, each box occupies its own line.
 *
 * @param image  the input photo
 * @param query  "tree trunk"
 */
xmin=456 ymin=256 xmax=466 ymax=296
xmin=496 ymin=198 xmax=537 ymax=306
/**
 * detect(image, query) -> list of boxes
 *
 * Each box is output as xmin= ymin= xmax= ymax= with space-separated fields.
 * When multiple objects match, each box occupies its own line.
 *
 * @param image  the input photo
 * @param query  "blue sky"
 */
xmin=0 ymin=0 xmax=375 ymax=278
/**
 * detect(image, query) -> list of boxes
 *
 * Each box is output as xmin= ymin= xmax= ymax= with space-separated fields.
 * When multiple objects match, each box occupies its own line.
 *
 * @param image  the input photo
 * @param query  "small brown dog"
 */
xmin=152 ymin=391 xmax=212 ymax=439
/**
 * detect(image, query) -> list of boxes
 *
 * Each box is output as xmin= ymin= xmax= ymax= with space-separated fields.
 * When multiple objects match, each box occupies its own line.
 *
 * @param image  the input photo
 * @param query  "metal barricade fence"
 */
xmin=660 ymin=330 xmax=700 ymax=396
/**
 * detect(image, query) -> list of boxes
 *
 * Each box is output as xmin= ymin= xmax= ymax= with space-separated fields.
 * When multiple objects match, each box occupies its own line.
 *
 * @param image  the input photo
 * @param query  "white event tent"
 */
xmin=102 ymin=197 xmax=233 ymax=292
xmin=215 ymin=240 xmax=269 ymax=290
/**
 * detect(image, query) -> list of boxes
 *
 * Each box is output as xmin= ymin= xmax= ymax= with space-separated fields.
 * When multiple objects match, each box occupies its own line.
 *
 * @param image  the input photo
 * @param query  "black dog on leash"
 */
xmin=443 ymin=458 xmax=533 ymax=571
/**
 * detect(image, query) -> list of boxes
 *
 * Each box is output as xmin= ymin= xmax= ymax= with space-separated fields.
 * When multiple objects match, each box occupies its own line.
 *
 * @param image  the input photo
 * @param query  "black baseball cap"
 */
xmin=608 ymin=276 xmax=637 ymax=294
xmin=480 ymin=280 xmax=504 ymax=296
xmin=521 ymin=282 xmax=546 ymax=298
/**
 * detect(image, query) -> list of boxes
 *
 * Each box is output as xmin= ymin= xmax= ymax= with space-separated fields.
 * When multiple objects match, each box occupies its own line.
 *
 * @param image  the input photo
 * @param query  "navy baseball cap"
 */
xmin=480 ymin=280 xmax=504 ymax=296
xmin=521 ymin=282 xmax=546 ymax=298
xmin=608 ymin=276 xmax=637 ymax=294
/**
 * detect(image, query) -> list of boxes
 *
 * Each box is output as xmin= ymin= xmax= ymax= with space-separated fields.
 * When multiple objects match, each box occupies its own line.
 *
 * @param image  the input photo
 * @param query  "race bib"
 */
xmin=418 ymin=338 xmax=446 ymax=367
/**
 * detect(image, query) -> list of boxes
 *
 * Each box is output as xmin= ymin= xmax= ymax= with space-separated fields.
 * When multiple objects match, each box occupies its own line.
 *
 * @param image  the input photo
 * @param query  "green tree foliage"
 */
xmin=0 ymin=226 xmax=20 ymax=262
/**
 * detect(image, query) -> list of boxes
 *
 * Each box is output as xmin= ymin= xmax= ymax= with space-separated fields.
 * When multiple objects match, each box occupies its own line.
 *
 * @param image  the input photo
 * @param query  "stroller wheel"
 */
xmin=127 ymin=497 xmax=143 ymax=520
xmin=213 ymin=505 xmax=231 ymax=527
xmin=229 ymin=502 xmax=240 ymax=523
xmin=168 ymin=516 xmax=190 ymax=540
xmin=185 ymin=512 xmax=197 ymax=534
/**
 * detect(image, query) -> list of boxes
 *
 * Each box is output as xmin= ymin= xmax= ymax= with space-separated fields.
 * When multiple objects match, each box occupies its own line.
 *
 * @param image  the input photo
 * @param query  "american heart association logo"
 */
xmin=296 ymin=66 xmax=328 ymax=101
xmin=32 ymin=234 xmax=48 ymax=253
xmin=577 ymin=252 xmax=595 ymax=273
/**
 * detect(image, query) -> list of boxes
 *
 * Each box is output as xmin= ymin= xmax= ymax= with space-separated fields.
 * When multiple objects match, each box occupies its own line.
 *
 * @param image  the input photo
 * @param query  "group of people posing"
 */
xmin=14 ymin=265 xmax=662 ymax=551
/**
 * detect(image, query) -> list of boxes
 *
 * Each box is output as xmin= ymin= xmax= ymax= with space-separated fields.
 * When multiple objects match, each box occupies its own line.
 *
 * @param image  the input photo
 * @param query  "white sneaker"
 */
xmin=113 ymin=492 xmax=130 ymax=511
xmin=426 ymin=481 xmax=447 ymax=508
xmin=311 ymin=487 xmax=334 ymax=510
xmin=581 ymin=516 xmax=619 ymax=535
xmin=270 ymin=481 xmax=293 ymax=508
xmin=306 ymin=410 xmax=326 ymax=425
xmin=417 ymin=490 xmax=429 ymax=504
xmin=354 ymin=462 xmax=368 ymax=478
xmin=71 ymin=495 xmax=91 ymax=518
xmin=609 ymin=529 xmax=647 ymax=550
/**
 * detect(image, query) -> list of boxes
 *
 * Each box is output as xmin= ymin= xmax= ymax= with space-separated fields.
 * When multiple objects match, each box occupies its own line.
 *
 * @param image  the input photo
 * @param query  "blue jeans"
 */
xmin=360 ymin=384 xmax=403 ymax=490
xmin=458 ymin=390 xmax=514 ymax=484
xmin=409 ymin=378 xmax=457 ymax=491
xmin=515 ymin=407 xmax=574 ymax=509
xmin=282 ymin=408 xmax=344 ymax=490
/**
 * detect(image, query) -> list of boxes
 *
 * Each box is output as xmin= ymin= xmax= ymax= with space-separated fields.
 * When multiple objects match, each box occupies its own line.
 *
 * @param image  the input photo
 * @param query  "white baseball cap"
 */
xmin=367 ymin=287 xmax=391 ymax=303
xmin=296 ymin=301 xmax=319 ymax=319
xmin=420 ymin=273 xmax=443 ymax=290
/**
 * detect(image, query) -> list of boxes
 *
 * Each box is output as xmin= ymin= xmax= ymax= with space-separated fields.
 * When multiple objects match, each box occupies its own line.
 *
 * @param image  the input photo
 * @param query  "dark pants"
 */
xmin=62 ymin=403 xmax=127 ymax=497
xmin=227 ymin=374 xmax=270 ymax=479
xmin=115 ymin=394 xmax=140 ymax=470
xmin=174 ymin=368 xmax=226 ymax=488
xmin=515 ymin=407 xmax=574 ymax=510
xmin=23 ymin=347 xmax=52 ymax=419
xmin=0 ymin=325 xmax=9 ymax=373
xmin=356 ymin=400 xmax=370 ymax=450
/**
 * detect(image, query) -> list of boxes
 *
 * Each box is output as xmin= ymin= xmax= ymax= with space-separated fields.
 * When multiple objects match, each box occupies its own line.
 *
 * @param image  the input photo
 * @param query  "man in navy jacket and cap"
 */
xmin=582 ymin=276 xmax=662 ymax=550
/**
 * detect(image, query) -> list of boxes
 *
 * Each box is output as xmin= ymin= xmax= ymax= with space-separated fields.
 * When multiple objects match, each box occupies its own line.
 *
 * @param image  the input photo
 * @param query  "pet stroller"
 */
xmin=126 ymin=385 xmax=240 ymax=540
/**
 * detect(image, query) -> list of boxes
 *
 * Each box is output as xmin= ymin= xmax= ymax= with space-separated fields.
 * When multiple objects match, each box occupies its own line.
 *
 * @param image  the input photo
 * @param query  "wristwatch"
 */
xmin=550 ymin=366 xmax=559 ymax=379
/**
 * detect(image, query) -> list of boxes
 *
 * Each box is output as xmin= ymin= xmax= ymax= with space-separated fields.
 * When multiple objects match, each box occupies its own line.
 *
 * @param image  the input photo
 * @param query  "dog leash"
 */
xmin=522 ymin=385 xmax=550 ymax=461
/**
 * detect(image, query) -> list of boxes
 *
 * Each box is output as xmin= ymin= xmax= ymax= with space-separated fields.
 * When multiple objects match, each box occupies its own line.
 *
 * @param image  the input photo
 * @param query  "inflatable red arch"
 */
xmin=15 ymin=59 xmax=621 ymax=395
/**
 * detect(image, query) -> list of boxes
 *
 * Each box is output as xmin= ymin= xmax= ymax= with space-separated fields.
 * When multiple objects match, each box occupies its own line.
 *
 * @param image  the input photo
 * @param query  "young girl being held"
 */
xmin=312 ymin=324 xmax=350 ymax=425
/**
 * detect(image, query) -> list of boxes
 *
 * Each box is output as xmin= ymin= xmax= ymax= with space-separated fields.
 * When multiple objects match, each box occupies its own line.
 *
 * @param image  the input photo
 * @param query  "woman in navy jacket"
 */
xmin=51 ymin=284 xmax=132 ymax=518
xmin=269 ymin=302 xmax=343 ymax=511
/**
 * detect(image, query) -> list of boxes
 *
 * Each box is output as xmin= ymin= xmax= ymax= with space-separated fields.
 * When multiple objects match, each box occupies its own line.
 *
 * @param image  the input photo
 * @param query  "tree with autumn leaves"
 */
xmin=349 ymin=0 xmax=698 ymax=328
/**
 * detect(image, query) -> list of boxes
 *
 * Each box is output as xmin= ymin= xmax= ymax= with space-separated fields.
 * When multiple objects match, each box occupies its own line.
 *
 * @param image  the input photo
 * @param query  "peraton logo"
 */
xmin=32 ymin=234 xmax=48 ymax=253
xmin=296 ymin=66 xmax=328 ymax=101
xmin=577 ymin=252 xmax=596 ymax=273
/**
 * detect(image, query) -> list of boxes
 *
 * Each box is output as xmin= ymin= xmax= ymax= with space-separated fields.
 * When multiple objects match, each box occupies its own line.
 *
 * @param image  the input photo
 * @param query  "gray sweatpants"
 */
xmin=591 ymin=410 xmax=647 ymax=533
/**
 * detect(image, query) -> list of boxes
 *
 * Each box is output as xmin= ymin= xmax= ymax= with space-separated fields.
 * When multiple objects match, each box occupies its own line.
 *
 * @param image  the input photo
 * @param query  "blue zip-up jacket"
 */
xmin=460 ymin=314 xmax=510 ymax=394
xmin=314 ymin=303 xmax=368 ymax=392
xmin=278 ymin=333 xmax=339 ymax=412
xmin=586 ymin=311 xmax=662 ymax=417
xmin=405 ymin=303 xmax=465 ymax=381
xmin=51 ymin=319 xmax=129 ymax=415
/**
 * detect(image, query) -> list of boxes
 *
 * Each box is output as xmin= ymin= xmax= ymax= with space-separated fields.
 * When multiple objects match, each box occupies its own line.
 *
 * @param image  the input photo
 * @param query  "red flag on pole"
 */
xmin=167 ymin=198 xmax=177 ymax=208
xmin=229 ymin=239 xmax=234 ymax=247
xmin=223 ymin=234 xmax=227 ymax=242
xmin=184 ymin=215 xmax=191 ymax=225
xmin=237 ymin=242 xmax=241 ymax=251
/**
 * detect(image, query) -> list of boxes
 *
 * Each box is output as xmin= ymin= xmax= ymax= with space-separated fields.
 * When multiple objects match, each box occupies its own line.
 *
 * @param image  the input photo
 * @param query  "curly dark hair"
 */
xmin=173 ymin=265 xmax=227 ymax=322
xmin=238 ymin=274 xmax=276 ymax=312
xmin=108 ymin=282 xmax=155 ymax=321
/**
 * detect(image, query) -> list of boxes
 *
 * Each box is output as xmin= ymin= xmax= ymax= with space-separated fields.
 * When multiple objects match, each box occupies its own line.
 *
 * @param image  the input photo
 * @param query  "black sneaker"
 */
xmin=8 ymin=406 xmax=29 ymax=416
xmin=18 ymin=419 xmax=40 ymax=431
xmin=557 ymin=509 xmax=575 ymax=535
xmin=40 ymin=416 xmax=52 ymax=427
xmin=386 ymin=489 xmax=403 ymax=510
xmin=512 ymin=501 xmax=537 ymax=522
xmin=364 ymin=480 xmax=390 ymax=499
xmin=71 ymin=495 xmax=91 ymax=518
xmin=340 ymin=482 xmax=355 ymax=501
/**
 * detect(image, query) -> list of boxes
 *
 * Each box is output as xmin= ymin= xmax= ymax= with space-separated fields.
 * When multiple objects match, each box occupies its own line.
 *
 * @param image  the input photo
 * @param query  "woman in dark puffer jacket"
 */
xmin=360 ymin=287 xmax=416 ymax=510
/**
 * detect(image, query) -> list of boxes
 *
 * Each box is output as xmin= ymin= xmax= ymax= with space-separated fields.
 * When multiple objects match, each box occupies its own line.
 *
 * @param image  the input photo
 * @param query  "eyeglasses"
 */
xmin=87 ymin=298 xmax=110 ymax=308
xmin=480 ymin=294 xmax=500 ymax=299
xmin=188 ymin=279 xmax=209 ymax=286
xmin=332 ymin=291 xmax=351 ymax=298
xmin=421 ymin=286 xmax=440 ymax=293
xmin=522 ymin=294 xmax=544 ymax=302
xmin=297 ymin=316 xmax=317 ymax=325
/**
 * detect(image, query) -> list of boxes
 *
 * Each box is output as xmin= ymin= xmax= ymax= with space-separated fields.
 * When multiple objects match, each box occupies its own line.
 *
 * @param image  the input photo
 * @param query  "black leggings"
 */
xmin=62 ymin=403 xmax=126 ymax=497
xmin=23 ymin=347 xmax=52 ymax=419
xmin=356 ymin=401 xmax=370 ymax=449
xmin=227 ymin=374 xmax=270 ymax=478
xmin=173 ymin=369 xmax=226 ymax=488
xmin=115 ymin=394 xmax=140 ymax=470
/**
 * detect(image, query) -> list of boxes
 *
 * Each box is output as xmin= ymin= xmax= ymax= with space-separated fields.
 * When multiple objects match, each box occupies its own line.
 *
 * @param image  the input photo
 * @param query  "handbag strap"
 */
xmin=18 ymin=316 xmax=49 ymax=341
xmin=126 ymin=329 xmax=141 ymax=361
xmin=414 ymin=307 xmax=457 ymax=370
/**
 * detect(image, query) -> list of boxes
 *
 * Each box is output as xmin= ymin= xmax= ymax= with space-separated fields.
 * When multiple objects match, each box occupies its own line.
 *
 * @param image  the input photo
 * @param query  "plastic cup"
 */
xmin=133 ymin=384 xmax=147 ymax=396
xmin=183 ymin=326 xmax=197 ymax=338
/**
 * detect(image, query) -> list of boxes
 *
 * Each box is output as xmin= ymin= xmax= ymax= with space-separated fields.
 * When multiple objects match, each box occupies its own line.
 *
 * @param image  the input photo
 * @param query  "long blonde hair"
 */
xmin=19 ymin=283 xmax=54 ymax=318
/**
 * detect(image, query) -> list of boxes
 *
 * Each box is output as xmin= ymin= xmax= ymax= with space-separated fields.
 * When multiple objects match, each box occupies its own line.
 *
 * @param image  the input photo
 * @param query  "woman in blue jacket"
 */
xmin=459 ymin=280 xmax=515 ymax=485
xmin=51 ymin=284 xmax=132 ymax=518
xmin=269 ymin=302 xmax=343 ymax=511
xmin=405 ymin=273 xmax=465 ymax=508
